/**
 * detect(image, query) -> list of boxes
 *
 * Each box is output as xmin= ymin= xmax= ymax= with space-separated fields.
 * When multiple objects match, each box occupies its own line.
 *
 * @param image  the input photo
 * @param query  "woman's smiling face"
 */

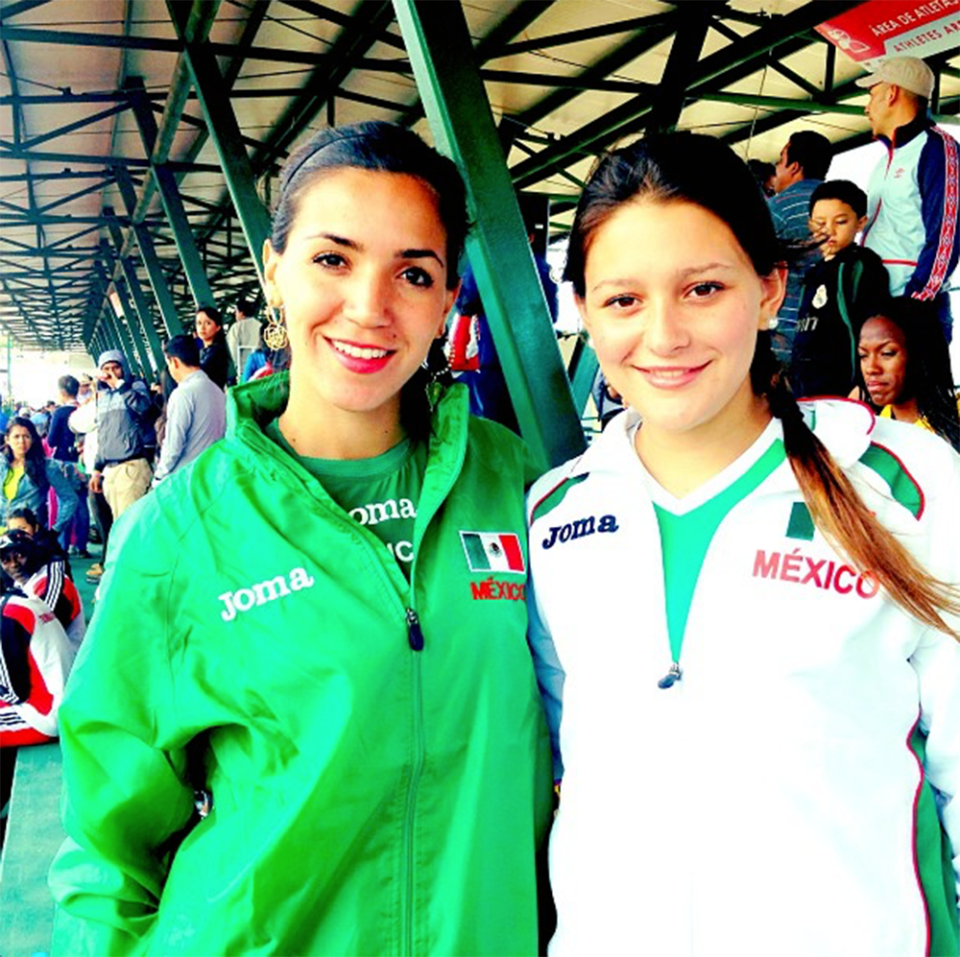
xmin=264 ymin=168 xmax=457 ymax=430
xmin=577 ymin=198 xmax=784 ymax=444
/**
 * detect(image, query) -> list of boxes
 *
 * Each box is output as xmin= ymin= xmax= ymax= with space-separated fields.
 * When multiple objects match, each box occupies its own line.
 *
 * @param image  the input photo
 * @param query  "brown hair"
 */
xmin=566 ymin=132 xmax=959 ymax=638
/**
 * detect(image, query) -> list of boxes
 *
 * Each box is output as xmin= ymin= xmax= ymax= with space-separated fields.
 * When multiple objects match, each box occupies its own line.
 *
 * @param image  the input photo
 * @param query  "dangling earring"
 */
xmin=264 ymin=305 xmax=289 ymax=351
xmin=423 ymin=338 xmax=450 ymax=413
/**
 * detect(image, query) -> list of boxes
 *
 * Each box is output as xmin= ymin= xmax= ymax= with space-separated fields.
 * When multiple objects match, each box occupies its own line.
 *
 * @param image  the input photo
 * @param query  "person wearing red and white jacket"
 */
xmin=0 ymin=586 xmax=74 ymax=747
xmin=0 ymin=530 xmax=84 ymax=650
xmin=858 ymin=56 xmax=959 ymax=343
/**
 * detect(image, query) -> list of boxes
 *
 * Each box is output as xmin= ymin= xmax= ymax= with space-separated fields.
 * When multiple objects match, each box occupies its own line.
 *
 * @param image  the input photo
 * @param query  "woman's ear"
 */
xmin=757 ymin=266 xmax=787 ymax=330
xmin=438 ymin=282 xmax=461 ymax=338
xmin=263 ymin=239 xmax=280 ymax=305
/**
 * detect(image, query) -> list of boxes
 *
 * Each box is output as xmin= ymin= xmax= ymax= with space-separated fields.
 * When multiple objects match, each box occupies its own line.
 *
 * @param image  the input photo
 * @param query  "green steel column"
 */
xmin=103 ymin=206 xmax=167 ymax=369
xmin=93 ymin=256 xmax=142 ymax=380
xmin=127 ymin=83 xmax=216 ymax=307
xmin=170 ymin=14 xmax=271 ymax=288
xmin=567 ymin=337 xmax=599 ymax=417
xmin=111 ymin=276 xmax=152 ymax=379
xmin=113 ymin=168 xmax=186 ymax=338
xmin=393 ymin=0 xmax=584 ymax=470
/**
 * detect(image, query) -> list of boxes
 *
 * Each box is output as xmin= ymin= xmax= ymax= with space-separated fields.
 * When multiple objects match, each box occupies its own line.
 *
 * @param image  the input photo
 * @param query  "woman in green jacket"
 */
xmin=50 ymin=122 xmax=553 ymax=957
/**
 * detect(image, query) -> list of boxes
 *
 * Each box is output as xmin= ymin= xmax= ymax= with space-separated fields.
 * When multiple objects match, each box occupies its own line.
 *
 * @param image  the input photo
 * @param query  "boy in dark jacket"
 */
xmin=790 ymin=181 xmax=890 ymax=398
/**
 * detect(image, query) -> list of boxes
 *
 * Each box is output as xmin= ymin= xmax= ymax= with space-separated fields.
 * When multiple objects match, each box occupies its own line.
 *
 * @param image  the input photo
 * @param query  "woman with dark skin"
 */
xmin=858 ymin=296 xmax=960 ymax=450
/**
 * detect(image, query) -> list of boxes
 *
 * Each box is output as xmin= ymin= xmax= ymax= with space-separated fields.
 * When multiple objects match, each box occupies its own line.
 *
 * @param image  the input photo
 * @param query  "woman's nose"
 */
xmin=644 ymin=299 xmax=690 ymax=354
xmin=342 ymin=271 xmax=392 ymax=327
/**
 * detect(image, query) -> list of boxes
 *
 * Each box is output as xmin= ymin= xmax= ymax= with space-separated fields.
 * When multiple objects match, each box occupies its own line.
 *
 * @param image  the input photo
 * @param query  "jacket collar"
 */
xmin=226 ymin=372 xmax=470 ymax=491
xmin=569 ymin=397 xmax=877 ymax=481
xmin=877 ymin=110 xmax=931 ymax=150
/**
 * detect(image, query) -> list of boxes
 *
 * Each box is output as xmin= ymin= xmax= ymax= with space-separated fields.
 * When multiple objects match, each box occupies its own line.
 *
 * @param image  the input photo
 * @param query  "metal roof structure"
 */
xmin=1 ymin=0 xmax=958 ymax=360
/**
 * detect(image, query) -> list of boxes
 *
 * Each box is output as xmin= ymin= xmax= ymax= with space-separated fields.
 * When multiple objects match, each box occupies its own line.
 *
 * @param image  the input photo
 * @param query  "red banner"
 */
xmin=816 ymin=0 xmax=960 ymax=67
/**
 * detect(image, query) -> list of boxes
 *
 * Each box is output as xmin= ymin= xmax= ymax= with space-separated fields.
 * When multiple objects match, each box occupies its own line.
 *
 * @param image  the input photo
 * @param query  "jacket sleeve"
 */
xmin=47 ymin=408 xmax=72 ymax=457
xmin=119 ymin=381 xmax=153 ymax=420
xmin=907 ymin=129 xmax=960 ymax=302
xmin=1 ymin=598 xmax=73 ymax=745
xmin=908 ymin=446 xmax=960 ymax=906
xmin=848 ymin=250 xmax=891 ymax=328
xmin=49 ymin=504 xmax=196 ymax=957
xmin=526 ymin=566 xmax=565 ymax=783
xmin=47 ymin=460 xmax=79 ymax=534
xmin=151 ymin=389 xmax=188 ymax=486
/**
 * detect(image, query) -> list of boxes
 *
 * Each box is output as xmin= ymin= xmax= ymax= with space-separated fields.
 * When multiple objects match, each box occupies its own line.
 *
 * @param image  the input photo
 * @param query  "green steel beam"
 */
xmin=567 ymin=338 xmax=599 ymax=418
xmin=648 ymin=4 xmax=714 ymax=134
xmin=397 ymin=0 xmax=556 ymax=129
xmin=113 ymin=168 xmax=192 ymax=335
xmin=105 ymin=202 xmax=171 ymax=364
xmin=509 ymin=0 xmax=867 ymax=188
xmin=153 ymin=165 xmax=215 ymax=306
xmin=393 ymin=0 xmax=584 ymax=471
xmin=0 ymin=0 xmax=54 ymax=20
xmin=170 ymin=4 xmax=271 ymax=290
xmin=39 ymin=177 xmax=115 ymax=215
xmin=113 ymin=272 xmax=156 ymax=378
xmin=497 ymin=11 xmax=674 ymax=56
xmin=277 ymin=0 xmax=406 ymax=51
xmin=17 ymin=103 xmax=129 ymax=153
xmin=500 ymin=14 xmax=679 ymax=152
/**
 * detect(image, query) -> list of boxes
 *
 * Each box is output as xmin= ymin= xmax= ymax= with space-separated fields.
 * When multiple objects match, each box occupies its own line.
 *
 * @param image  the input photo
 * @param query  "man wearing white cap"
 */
xmin=89 ymin=350 xmax=153 ymax=523
xmin=857 ymin=56 xmax=959 ymax=341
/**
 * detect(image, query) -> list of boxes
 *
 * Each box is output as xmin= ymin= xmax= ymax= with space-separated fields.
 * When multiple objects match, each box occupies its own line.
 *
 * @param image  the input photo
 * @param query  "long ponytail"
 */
xmin=754 ymin=334 xmax=960 ymax=639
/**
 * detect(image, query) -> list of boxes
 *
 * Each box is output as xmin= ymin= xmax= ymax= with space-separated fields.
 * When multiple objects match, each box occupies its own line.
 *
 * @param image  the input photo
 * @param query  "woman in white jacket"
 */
xmin=528 ymin=132 xmax=960 ymax=957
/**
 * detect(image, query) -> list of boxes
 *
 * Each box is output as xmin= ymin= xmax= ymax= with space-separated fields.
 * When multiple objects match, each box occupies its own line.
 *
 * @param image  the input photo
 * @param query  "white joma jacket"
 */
xmin=527 ymin=400 xmax=960 ymax=957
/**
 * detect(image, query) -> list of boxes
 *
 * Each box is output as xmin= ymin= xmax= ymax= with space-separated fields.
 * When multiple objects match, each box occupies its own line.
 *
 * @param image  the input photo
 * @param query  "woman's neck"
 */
xmin=634 ymin=396 xmax=772 ymax=498
xmin=279 ymin=384 xmax=404 ymax=461
xmin=889 ymin=397 xmax=920 ymax=423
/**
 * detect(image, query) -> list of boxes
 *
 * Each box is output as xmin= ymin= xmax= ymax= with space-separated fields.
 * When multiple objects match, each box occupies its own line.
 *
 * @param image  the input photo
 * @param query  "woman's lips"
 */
xmin=327 ymin=337 xmax=395 ymax=374
xmin=635 ymin=362 xmax=709 ymax=389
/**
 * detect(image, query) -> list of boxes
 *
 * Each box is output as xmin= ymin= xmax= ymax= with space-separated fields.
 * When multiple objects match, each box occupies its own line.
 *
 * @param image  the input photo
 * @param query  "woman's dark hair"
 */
xmin=861 ymin=296 xmax=959 ymax=451
xmin=4 ymin=417 xmax=49 ymax=491
xmin=196 ymin=305 xmax=223 ymax=328
xmin=7 ymin=506 xmax=39 ymax=531
xmin=565 ymin=132 xmax=781 ymax=296
xmin=270 ymin=121 xmax=466 ymax=439
xmin=566 ymin=131 xmax=958 ymax=638
xmin=271 ymin=121 xmax=467 ymax=289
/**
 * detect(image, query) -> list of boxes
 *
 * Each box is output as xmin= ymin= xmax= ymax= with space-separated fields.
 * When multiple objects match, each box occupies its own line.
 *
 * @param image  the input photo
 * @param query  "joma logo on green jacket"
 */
xmin=218 ymin=567 xmax=315 ymax=621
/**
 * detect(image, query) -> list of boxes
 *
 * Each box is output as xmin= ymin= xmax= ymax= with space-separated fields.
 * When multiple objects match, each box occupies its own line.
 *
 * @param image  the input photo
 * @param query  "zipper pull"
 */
xmin=406 ymin=608 xmax=424 ymax=651
xmin=658 ymin=662 xmax=682 ymax=689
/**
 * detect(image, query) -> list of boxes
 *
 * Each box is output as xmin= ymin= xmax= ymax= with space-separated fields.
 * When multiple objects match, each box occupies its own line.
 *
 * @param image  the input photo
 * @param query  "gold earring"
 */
xmin=264 ymin=305 xmax=289 ymax=351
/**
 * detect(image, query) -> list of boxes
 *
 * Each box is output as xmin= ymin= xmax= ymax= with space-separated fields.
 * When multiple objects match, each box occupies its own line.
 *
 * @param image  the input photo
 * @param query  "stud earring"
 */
xmin=264 ymin=305 xmax=289 ymax=351
xmin=767 ymin=316 xmax=779 ymax=331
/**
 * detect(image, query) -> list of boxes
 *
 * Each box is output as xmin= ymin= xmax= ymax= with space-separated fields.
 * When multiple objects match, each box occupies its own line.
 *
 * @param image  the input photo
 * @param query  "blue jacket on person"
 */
xmin=0 ymin=455 xmax=79 ymax=534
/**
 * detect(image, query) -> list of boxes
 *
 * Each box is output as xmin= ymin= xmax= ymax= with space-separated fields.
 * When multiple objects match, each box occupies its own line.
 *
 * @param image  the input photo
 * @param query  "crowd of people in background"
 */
xmin=0 ymin=50 xmax=957 ymax=957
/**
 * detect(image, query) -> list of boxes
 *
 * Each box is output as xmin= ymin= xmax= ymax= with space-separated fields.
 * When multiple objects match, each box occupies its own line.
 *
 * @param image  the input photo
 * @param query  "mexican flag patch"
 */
xmin=460 ymin=531 xmax=526 ymax=574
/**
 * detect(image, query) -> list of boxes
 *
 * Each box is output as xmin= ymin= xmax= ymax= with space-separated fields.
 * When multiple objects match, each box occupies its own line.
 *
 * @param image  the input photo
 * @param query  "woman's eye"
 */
xmin=313 ymin=252 xmax=347 ymax=268
xmin=881 ymin=350 xmax=897 ymax=358
xmin=689 ymin=282 xmax=723 ymax=298
xmin=401 ymin=266 xmax=434 ymax=288
xmin=603 ymin=295 xmax=638 ymax=310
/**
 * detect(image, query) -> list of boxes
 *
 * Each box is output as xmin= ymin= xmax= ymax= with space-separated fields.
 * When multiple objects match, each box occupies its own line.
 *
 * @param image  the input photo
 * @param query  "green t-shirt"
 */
xmin=637 ymin=423 xmax=786 ymax=664
xmin=265 ymin=419 xmax=427 ymax=579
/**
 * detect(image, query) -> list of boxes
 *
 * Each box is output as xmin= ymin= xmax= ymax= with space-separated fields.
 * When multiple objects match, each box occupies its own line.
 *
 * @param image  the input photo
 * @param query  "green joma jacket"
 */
xmin=50 ymin=378 xmax=553 ymax=957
